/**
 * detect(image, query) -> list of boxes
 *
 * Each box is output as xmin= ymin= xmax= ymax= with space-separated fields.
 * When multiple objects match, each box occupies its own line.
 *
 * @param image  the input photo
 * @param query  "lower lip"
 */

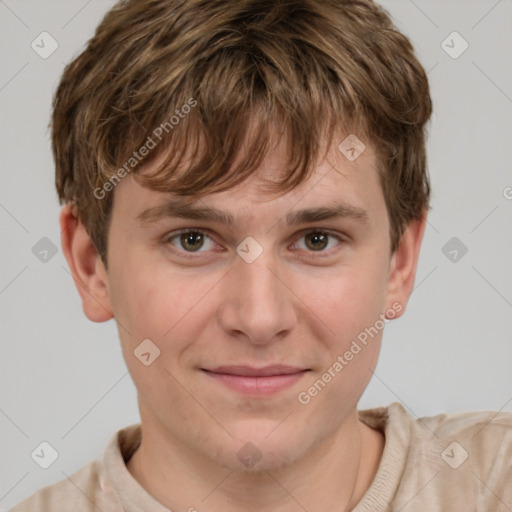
xmin=202 ymin=370 xmax=308 ymax=396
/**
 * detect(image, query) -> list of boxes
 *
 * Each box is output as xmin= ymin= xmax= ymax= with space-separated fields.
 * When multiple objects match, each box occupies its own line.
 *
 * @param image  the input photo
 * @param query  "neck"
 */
xmin=126 ymin=410 xmax=384 ymax=512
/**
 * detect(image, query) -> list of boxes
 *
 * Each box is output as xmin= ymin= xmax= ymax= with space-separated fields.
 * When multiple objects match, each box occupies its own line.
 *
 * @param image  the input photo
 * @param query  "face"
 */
xmin=73 ymin=131 xmax=420 ymax=473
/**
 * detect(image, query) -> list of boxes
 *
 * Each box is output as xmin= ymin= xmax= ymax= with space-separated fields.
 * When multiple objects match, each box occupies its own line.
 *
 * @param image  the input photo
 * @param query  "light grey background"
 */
xmin=1 ymin=0 xmax=511 ymax=509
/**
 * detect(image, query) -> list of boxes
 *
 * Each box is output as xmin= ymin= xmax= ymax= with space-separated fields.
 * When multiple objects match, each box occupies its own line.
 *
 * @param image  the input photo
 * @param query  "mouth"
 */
xmin=200 ymin=365 xmax=310 ymax=396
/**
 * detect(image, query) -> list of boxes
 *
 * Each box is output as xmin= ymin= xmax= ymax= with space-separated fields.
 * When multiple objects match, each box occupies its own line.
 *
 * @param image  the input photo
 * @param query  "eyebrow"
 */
xmin=137 ymin=199 xmax=369 ymax=227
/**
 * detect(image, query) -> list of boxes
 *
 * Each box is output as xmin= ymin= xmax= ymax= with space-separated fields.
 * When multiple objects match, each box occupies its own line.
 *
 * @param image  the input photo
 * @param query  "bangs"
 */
xmin=102 ymin=34 xmax=367 ymax=200
xmin=132 ymin=103 xmax=362 ymax=201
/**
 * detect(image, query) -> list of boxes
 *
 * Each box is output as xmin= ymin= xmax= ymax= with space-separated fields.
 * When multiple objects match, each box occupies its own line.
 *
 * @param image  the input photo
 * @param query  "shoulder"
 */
xmin=380 ymin=401 xmax=512 ymax=439
xmin=409 ymin=404 xmax=512 ymax=461
xmin=8 ymin=459 xmax=109 ymax=512
xmin=7 ymin=424 xmax=139 ymax=512
xmin=386 ymin=401 xmax=512 ymax=459
xmin=414 ymin=404 xmax=512 ymax=438
xmin=392 ymin=402 xmax=512 ymax=507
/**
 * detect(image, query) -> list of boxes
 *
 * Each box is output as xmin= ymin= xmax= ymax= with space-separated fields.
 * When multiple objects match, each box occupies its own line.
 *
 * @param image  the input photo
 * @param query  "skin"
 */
xmin=61 ymin=128 xmax=426 ymax=512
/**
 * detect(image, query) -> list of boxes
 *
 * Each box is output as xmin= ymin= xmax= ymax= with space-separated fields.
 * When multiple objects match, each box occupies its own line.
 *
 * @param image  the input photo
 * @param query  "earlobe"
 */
xmin=60 ymin=204 xmax=114 ymax=322
xmin=385 ymin=211 xmax=427 ymax=319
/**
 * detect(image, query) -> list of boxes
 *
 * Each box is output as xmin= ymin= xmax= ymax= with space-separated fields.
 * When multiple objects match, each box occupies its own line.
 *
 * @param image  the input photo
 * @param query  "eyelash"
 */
xmin=162 ymin=228 xmax=346 ymax=259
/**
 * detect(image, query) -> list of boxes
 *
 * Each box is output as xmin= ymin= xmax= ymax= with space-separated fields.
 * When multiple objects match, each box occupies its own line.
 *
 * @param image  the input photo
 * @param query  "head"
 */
xmin=56 ymin=0 xmax=432 ymax=472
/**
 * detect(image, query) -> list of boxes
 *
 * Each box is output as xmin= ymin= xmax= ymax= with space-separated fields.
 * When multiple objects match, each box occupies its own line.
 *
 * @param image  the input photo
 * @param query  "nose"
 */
xmin=217 ymin=246 xmax=298 ymax=346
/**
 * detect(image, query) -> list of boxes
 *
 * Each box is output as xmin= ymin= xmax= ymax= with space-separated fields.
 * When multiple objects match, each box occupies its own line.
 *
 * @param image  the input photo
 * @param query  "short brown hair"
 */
xmin=52 ymin=0 xmax=432 ymax=264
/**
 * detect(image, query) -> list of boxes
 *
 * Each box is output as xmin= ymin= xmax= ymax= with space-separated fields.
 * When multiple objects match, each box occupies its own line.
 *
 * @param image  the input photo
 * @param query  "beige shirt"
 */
xmin=10 ymin=402 xmax=512 ymax=511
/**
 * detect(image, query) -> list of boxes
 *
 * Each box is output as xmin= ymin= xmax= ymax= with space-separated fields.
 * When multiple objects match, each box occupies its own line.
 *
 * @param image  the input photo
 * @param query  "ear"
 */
xmin=60 ymin=204 xmax=114 ymax=322
xmin=384 ymin=211 xmax=427 ymax=319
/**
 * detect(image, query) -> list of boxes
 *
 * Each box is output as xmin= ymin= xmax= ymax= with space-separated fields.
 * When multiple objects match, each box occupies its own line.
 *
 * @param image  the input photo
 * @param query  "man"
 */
xmin=11 ymin=0 xmax=512 ymax=510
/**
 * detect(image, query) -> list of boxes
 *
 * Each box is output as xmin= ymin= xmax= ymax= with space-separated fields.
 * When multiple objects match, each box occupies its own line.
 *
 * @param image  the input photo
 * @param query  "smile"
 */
xmin=201 ymin=365 xmax=310 ymax=396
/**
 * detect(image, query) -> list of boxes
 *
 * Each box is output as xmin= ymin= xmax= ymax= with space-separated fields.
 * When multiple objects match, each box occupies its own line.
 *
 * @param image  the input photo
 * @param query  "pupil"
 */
xmin=307 ymin=233 xmax=327 ymax=251
xmin=182 ymin=232 xmax=203 ymax=251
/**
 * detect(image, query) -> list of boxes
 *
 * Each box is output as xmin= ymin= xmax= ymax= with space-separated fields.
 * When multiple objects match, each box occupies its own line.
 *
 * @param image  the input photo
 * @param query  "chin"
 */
xmin=219 ymin=449 xmax=305 ymax=474
xmin=210 ymin=431 xmax=310 ymax=474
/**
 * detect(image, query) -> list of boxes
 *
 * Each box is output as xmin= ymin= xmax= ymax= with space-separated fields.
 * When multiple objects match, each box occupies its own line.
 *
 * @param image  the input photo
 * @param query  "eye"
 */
xmin=292 ymin=229 xmax=344 ymax=254
xmin=164 ymin=229 xmax=218 ymax=255
xmin=162 ymin=228 xmax=345 ymax=258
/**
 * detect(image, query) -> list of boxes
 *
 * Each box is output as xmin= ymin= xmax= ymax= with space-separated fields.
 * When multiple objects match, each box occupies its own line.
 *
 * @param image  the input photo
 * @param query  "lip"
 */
xmin=201 ymin=365 xmax=309 ymax=396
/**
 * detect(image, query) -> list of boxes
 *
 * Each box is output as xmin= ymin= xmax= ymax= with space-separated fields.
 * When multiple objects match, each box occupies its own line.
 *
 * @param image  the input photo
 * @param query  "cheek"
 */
xmin=312 ymin=253 xmax=389 ymax=400
xmin=109 ymin=258 xmax=222 ymax=371
xmin=297 ymin=256 xmax=389 ymax=338
xmin=111 ymin=266 xmax=201 ymax=411
xmin=109 ymin=255 xmax=190 ymax=333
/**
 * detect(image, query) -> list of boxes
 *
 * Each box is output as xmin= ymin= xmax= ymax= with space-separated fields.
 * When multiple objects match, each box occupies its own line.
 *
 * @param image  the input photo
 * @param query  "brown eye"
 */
xmin=293 ymin=230 xmax=343 ymax=255
xmin=304 ymin=232 xmax=329 ymax=251
xmin=179 ymin=231 xmax=204 ymax=252
xmin=165 ymin=229 xmax=217 ymax=255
